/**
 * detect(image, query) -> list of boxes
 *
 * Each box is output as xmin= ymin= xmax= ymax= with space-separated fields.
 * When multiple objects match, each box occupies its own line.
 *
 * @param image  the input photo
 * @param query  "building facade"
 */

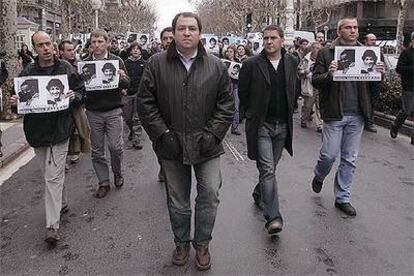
xmin=300 ymin=0 xmax=414 ymax=44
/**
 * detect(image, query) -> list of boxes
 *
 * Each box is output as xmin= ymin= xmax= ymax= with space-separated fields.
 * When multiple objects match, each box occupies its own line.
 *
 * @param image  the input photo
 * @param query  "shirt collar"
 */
xmin=176 ymin=48 xmax=198 ymax=61
xmin=92 ymin=51 xmax=109 ymax=60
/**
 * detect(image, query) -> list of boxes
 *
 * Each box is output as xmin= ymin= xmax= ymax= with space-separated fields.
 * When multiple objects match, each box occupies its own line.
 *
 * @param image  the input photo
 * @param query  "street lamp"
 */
xmin=91 ymin=0 xmax=102 ymax=29
xmin=323 ymin=25 xmax=329 ymax=41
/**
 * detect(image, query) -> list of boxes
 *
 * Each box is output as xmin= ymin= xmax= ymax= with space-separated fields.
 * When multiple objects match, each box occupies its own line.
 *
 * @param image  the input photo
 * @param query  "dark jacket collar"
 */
xmin=33 ymin=55 xmax=61 ymax=69
xmin=329 ymin=38 xmax=364 ymax=49
xmin=166 ymin=40 xmax=207 ymax=63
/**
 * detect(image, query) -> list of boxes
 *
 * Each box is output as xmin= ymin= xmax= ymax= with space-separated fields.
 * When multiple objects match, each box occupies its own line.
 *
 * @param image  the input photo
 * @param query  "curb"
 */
xmin=0 ymin=138 xmax=30 ymax=168
xmin=374 ymin=111 xmax=413 ymax=137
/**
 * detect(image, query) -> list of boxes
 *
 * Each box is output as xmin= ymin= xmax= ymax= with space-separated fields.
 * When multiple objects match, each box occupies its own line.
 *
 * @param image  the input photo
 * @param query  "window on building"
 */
xmin=15 ymin=35 xmax=25 ymax=51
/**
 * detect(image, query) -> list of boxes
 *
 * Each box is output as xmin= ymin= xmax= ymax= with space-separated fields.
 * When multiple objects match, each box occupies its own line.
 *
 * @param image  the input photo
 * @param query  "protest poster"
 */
xmin=252 ymin=39 xmax=263 ymax=55
xmin=78 ymin=60 xmax=119 ymax=91
xmin=127 ymin=32 xmax=150 ymax=50
xmin=14 ymin=75 xmax=69 ymax=114
xmin=333 ymin=46 xmax=381 ymax=81
xmin=202 ymin=34 xmax=220 ymax=55
xmin=221 ymin=59 xmax=242 ymax=80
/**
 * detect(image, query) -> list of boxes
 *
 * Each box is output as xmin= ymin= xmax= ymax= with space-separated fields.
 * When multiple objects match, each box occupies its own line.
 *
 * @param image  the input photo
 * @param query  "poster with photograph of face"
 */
xmin=252 ymin=39 xmax=264 ymax=55
xmin=202 ymin=34 xmax=220 ymax=55
xmin=77 ymin=60 xmax=119 ymax=91
xmin=127 ymin=32 xmax=150 ymax=50
xmin=221 ymin=59 xmax=242 ymax=80
xmin=14 ymin=74 xmax=69 ymax=114
xmin=333 ymin=46 xmax=381 ymax=81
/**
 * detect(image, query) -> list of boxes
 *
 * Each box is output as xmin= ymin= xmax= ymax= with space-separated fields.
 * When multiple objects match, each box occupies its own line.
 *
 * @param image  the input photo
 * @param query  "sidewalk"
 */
xmin=0 ymin=120 xmax=30 ymax=168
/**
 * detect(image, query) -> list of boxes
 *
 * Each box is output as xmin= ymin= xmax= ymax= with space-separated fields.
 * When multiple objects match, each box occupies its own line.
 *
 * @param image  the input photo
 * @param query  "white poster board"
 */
xmin=127 ymin=32 xmax=150 ymax=50
xmin=77 ymin=60 xmax=119 ymax=91
xmin=333 ymin=46 xmax=381 ymax=81
xmin=221 ymin=59 xmax=242 ymax=80
xmin=201 ymin=34 xmax=220 ymax=55
xmin=14 ymin=75 xmax=69 ymax=114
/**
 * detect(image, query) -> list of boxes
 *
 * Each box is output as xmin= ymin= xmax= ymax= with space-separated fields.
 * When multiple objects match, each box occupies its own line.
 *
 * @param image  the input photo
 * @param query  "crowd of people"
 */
xmin=0 ymin=11 xmax=413 ymax=272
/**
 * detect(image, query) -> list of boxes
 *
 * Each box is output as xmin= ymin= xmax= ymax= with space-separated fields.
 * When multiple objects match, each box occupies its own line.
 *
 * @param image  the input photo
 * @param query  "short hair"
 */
xmin=337 ymin=18 xmax=358 ymax=31
xmin=233 ymin=64 xmax=241 ymax=70
xmin=31 ymin=31 xmax=50 ymax=47
xmin=172 ymin=12 xmax=202 ymax=33
xmin=222 ymin=37 xmax=229 ymax=43
xmin=299 ymin=38 xmax=309 ymax=45
xmin=102 ymin=62 xmax=116 ymax=73
xmin=361 ymin=49 xmax=378 ymax=63
xmin=140 ymin=35 xmax=148 ymax=41
xmin=90 ymin=29 xmax=109 ymax=42
xmin=58 ymin=40 xmax=73 ymax=51
xmin=209 ymin=37 xmax=217 ymax=43
xmin=262 ymin=25 xmax=284 ymax=38
xmin=127 ymin=42 xmax=142 ymax=56
xmin=160 ymin=27 xmax=173 ymax=40
xmin=46 ymin=79 xmax=65 ymax=93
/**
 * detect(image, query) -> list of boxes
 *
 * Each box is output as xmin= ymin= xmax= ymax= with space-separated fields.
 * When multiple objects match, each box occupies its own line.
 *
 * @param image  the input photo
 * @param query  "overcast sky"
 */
xmin=154 ymin=0 xmax=195 ymax=32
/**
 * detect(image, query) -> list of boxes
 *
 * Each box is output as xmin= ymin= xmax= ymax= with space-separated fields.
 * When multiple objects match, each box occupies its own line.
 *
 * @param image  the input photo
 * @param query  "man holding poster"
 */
xmin=10 ymin=31 xmax=85 ymax=245
xmin=83 ymin=29 xmax=129 ymax=199
xmin=311 ymin=18 xmax=384 ymax=216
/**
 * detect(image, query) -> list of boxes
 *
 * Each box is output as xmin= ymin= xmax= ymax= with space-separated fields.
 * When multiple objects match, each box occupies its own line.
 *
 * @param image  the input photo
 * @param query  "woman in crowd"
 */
xmin=18 ymin=43 xmax=34 ymax=68
xmin=235 ymin=44 xmax=249 ymax=63
xmin=224 ymin=45 xmax=241 ymax=135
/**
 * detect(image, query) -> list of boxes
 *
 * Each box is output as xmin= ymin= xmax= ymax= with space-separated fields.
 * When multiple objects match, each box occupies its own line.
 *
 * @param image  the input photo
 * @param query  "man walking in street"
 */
xmin=238 ymin=25 xmax=298 ymax=235
xmin=160 ymin=27 xmax=174 ymax=51
xmin=311 ymin=18 xmax=384 ymax=216
xmin=137 ymin=12 xmax=234 ymax=271
xmin=390 ymin=32 xmax=414 ymax=145
xmin=364 ymin=33 xmax=380 ymax=133
xmin=84 ymin=29 xmax=129 ymax=198
xmin=10 ymin=31 xmax=85 ymax=244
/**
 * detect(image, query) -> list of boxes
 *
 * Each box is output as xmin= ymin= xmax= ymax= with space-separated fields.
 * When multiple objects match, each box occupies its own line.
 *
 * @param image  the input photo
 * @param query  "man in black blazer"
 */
xmin=239 ymin=25 xmax=298 ymax=235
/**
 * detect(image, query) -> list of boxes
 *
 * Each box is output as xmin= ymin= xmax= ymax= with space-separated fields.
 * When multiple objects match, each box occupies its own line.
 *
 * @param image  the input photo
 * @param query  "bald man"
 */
xmin=10 ymin=31 xmax=85 ymax=245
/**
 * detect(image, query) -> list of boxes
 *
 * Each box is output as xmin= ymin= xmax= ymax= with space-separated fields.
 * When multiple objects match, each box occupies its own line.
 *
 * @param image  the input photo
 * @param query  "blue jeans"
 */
xmin=253 ymin=122 xmax=287 ymax=223
xmin=162 ymin=157 xmax=222 ymax=247
xmin=314 ymin=115 xmax=364 ymax=203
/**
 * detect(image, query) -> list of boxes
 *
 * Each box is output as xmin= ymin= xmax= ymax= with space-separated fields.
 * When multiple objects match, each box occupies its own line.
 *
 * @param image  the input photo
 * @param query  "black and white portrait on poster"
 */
xmin=14 ymin=74 xmax=69 ymax=114
xmin=221 ymin=59 xmax=242 ymax=80
xmin=202 ymin=34 xmax=219 ymax=55
xmin=77 ymin=60 xmax=119 ymax=91
xmin=333 ymin=46 xmax=381 ymax=81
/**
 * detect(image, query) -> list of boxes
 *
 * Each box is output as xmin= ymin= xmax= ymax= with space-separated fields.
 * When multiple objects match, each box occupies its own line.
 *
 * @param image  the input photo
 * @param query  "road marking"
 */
xmin=224 ymin=139 xmax=245 ymax=161
xmin=0 ymin=148 xmax=35 ymax=186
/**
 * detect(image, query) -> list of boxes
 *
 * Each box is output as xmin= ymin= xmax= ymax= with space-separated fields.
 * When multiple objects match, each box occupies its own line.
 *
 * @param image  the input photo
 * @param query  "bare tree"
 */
xmin=394 ymin=0 xmax=414 ymax=53
xmin=301 ymin=0 xmax=332 ymax=34
xmin=0 ymin=0 xmax=19 ymax=119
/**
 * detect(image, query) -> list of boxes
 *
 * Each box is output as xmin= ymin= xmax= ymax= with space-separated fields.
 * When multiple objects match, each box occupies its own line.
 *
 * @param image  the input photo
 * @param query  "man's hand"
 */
xmin=329 ymin=61 xmax=338 ymax=74
xmin=120 ymin=89 xmax=127 ymax=96
xmin=375 ymin=61 xmax=385 ymax=74
xmin=65 ymin=90 xmax=75 ymax=102
xmin=9 ymin=95 xmax=19 ymax=106
xmin=119 ymin=69 xmax=127 ymax=79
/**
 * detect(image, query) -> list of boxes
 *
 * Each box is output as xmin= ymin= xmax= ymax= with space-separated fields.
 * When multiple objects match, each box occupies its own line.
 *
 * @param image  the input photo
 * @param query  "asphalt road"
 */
xmin=1 ymin=116 xmax=413 ymax=275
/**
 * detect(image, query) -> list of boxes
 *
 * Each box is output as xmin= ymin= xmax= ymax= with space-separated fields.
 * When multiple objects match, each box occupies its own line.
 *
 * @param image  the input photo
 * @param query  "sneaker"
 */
xmin=266 ymin=219 xmax=283 ymax=235
xmin=114 ymin=175 xmax=124 ymax=188
xmin=312 ymin=177 xmax=323 ymax=193
xmin=364 ymin=124 xmax=377 ymax=133
xmin=94 ymin=184 xmax=110 ymax=198
xmin=390 ymin=125 xmax=398 ymax=139
xmin=172 ymin=245 xmax=190 ymax=266
xmin=335 ymin=202 xmax=356 ymax=216
xmin=45 ymin=228 xmax=60 ymax=244
xmin=195 ymin=245 xmax=211 ymax=271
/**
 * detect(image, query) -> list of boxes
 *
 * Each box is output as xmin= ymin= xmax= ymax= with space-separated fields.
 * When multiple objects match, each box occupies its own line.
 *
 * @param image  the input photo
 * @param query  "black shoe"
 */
xmin=60 ymin=205 xmax=69 ymax=216
xmin=316 ymin=127 xmax=322 ymax=133
xmin=312 ymin=177 xmax=323 ymax=193
xmin=94 ymin=184 xmax=110 ymax=198
xmin=301 ymin=122 xmax=307 ymax=128
xmin=45 ymin=228 xmax=60 ymax=244
xmin=114 ymin=175 xmax=124 ymax=188
xmin=364 ymin=124 xmax=377 ymax=133
xmin=266 ymin=219 xmax=283 ymax=235
xmin=133 ymin=142 xmax=143 ymax=150
xmin=390 ymin=126 xmax=398 ymax=139
xmin=335 ymin=202 xmax=356 ymax=216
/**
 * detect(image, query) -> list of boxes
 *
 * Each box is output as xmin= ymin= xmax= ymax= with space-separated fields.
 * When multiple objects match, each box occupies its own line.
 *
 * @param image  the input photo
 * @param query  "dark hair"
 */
xmin=172 ymin=12 xmax=202 ymax=33
xmin=262 ymin=25 xmax=284 ymax=38
xmin=361 ymin=49 xmax=378 ymax=63
xmin=160 ymin=27 xmax=173 ymax=40
xmin=222 ymin=37 xmax=229 ymax=43
xmin=140 ymin=35 xmax=148 ymax=41
xmin=46 ymin=78 xmax=65 ymax=94
xmin=102 ymin=62 xmax=116 ymax=73
xmin=209 ymin=37 xmax=217 ymax=43
xmin=233 ymin=64 xmax=241 ymax=70
xmin=58 ymin=40 xmax=73 ymax=51
xmin=127 ymin=42 xmax=142 ymax=56
xmin=299 ymin=38 xmax=309 ymax=45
